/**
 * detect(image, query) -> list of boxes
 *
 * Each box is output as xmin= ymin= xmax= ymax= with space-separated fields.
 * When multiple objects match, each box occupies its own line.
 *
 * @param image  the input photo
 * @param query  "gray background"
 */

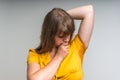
xmin=0 ymin=0 xmax=120 ymax=80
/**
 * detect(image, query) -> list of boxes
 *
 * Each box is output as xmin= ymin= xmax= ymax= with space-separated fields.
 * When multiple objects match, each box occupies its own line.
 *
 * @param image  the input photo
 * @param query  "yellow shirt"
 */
xmin=27 ymin=34 xmax=86 ymax=80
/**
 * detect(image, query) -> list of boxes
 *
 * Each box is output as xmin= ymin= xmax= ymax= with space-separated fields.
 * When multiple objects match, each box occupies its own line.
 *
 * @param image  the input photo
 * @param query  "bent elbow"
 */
xmin=88 ymin=5 xmax=94 ymax=13
xmin=86 ymin=5 xmax=94 ymax=16
xmin=27 ymin=74 xmax=38 ymax=80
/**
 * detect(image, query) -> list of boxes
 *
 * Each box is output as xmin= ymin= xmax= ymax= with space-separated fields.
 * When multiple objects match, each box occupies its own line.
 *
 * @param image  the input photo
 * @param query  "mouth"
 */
xmin=59 ymin=42 xmax=68 ymax=46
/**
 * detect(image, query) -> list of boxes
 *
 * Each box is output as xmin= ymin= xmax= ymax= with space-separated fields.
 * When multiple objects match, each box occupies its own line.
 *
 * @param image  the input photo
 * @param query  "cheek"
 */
xmin=55 ymin=38 xmax=63 ymax=45
xmin=56 ymin=39 xmax=63 ymax=44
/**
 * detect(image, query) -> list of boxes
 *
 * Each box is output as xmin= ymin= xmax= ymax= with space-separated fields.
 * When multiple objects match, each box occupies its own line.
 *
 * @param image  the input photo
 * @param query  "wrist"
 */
xmin=54 ymin=54 xmax=64 ymax=62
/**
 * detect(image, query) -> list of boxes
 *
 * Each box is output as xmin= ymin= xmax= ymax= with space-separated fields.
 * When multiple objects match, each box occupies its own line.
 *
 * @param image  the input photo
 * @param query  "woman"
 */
xmin=27 ymin=5 xmax=94 ymax=80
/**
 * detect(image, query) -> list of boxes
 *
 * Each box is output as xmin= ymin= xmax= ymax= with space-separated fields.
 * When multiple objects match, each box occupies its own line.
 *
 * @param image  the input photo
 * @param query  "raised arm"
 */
xmin=67 ymin=5 xmax=94 ymax=48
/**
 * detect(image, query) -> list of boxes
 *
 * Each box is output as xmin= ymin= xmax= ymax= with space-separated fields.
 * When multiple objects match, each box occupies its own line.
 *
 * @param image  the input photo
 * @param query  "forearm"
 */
xmin=28 ymin=55 xmax=63 ymax=80
xmin=67 ymin=5 xmax=94 ymax=20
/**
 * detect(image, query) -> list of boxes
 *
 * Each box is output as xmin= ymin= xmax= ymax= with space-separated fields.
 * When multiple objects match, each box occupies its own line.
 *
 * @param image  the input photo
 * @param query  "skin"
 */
xmin=52 ymin=34 xmax=71 ymax=59
xmin=27 ymin=5 xmax=94 ymax=80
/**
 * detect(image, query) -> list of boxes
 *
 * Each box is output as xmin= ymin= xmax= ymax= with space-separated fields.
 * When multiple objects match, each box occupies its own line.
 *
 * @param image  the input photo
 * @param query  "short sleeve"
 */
xmin=70 ymin=34 xmax=86 ymax=63
xmin=27 ymin=49 xmax=39 ymax=64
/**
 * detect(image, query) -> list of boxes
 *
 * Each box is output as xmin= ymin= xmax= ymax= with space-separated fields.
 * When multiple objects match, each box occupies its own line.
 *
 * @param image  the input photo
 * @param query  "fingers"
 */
xmin=60 ymin=43 xmax=69 ymax=52
xmin=58 ymin=43 xmax=68 ymax=47
xmin=56 ymin=43 xmax=69 ymax=59
xmin=62 ymin=43 xmax=68 ymax=46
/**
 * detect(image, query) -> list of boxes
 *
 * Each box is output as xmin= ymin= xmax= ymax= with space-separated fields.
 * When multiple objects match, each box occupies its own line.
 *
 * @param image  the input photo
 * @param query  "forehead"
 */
xmin=56 ymin=26 xmax=71 ymax=37
xmin=56 ymin=31 xmax=70 ymax=37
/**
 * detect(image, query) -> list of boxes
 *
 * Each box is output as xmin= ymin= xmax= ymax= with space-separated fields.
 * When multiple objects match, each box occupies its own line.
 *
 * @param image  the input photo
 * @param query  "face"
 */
xmin=54 ymin=34 xmax=71 ymax=47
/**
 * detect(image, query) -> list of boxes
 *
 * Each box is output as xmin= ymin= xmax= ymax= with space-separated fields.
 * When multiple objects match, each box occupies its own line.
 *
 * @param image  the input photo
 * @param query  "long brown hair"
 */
xmin=36 ymin=8 xmax=75 ymax=54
